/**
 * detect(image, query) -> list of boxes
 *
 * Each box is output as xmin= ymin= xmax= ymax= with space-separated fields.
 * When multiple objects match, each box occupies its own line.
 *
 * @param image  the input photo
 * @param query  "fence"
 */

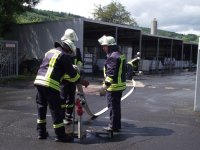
xmin=0 ymin=40 xmax=18 ymax=78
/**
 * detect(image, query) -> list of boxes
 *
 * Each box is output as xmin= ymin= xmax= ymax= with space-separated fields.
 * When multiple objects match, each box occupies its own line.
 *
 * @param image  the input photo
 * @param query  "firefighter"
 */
xmin=60 ymin=29 xmax=87 ymax=125
xmin=133 ymin=51 xmax=141 ymax=72
xmin=61 ymin=29 xmax=83 ymax=70
xmin=98 ymin=35 xmax=126 ymax=132
xmin=126 ymin=52 xmax=141 ymax=80
xmin=34 ymin=39 xmax=80 ymax=142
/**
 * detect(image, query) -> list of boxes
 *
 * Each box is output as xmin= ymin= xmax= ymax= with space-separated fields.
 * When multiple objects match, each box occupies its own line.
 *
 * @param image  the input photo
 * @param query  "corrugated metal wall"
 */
xmin=5 ymin=19 xmax=84 ymax=63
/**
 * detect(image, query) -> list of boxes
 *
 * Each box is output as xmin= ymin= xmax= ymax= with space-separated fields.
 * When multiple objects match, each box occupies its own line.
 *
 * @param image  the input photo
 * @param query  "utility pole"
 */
xmin=194 ymin=37 xmax=200 ymax=111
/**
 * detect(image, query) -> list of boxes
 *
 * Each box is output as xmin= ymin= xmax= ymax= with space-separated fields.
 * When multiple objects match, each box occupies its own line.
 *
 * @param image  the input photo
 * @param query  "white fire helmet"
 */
xmin=62 ymin=39 xmax=76 ymax=56
xmin=136 ymin=52 xmax=141 ymax=56
xmin=98 ymin=35 xmax=116 ymax=46
xmin=61 ymin=29 xmax=78 ymax=42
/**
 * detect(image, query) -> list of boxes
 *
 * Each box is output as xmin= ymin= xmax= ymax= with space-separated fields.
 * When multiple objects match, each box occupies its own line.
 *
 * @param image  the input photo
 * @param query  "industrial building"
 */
xmin=0 ymin=18 xmax=198 ymax=78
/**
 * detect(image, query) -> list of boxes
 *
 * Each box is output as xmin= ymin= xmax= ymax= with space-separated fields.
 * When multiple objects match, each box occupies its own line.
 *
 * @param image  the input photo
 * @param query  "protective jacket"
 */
xmin=128 ymin=58 xmax=140 ymax=68
xmin=60 ymin=47 xmax=83 ymax=115
xmin=72 ymin=48 xmax=83 ymax=66
xmin=34 ymin=48 xmax=80 ymax=91
xmin=104 ymin=50 xmax=126 ymax=91
xmin=61 ymin=47 xmax=82 ymax=83
xmin=127 ymin=57 xmax=140 ymax=71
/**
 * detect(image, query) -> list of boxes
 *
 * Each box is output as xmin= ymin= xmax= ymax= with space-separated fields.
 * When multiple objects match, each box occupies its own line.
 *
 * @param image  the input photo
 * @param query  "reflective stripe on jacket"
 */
xmin=127 ymin=58 xmax=140 ymax=68
xmin=61 ymin=73 xmax=80 ymax=83
xmin=34 ymin=48 xmax=80 ymax=91
xmin=62 ymin=47 xmax=82 ymax=82
xmin=104 ymin=51 xmax=126 ymax=92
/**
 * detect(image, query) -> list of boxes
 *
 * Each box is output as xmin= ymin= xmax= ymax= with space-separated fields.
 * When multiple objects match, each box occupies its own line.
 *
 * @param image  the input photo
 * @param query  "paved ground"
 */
xmin=0 ymin=72 xmax=200 ymax=150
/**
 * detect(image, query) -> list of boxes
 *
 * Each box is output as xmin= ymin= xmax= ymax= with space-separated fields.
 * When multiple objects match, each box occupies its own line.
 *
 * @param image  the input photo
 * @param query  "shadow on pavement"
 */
xmin=80 ymin=119 xmax=174 ymax=144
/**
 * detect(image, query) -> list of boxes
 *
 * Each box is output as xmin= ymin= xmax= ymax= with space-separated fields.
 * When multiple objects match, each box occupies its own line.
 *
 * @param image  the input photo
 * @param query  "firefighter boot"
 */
xmin=37 ymin=124 xmax=49 ymax=139
xmin=38 ymin=131 xmax=49 ymax=139
xmin=54 ymin=126 xmax=74 ymax=142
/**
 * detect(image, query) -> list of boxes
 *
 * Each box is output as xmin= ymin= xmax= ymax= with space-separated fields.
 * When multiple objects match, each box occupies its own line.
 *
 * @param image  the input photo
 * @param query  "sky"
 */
xmin=35 ymin=0 xmax=200 ymax=36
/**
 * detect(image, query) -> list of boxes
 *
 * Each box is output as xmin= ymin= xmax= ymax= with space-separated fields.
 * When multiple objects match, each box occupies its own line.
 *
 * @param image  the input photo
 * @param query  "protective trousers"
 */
xmin=107 ymin=91 xmax=123 ymax=130
xmin=36 ymin=85 xmax=66 ymax=138
xmin=60 ymin=82 xmax=76 ymax=119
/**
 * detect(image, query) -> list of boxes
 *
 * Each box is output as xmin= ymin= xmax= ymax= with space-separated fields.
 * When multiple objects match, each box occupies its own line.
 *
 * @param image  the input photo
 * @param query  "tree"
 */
xmin=0 ymin=0 xmax=39 ymax=38
xmin=93 ymin=1 xmax=137 ymax=26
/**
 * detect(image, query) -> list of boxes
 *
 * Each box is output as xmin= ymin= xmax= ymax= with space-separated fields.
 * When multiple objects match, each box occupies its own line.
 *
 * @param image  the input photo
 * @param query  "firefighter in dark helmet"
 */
xmin=34 ymin=39 xmax=80 ymax=142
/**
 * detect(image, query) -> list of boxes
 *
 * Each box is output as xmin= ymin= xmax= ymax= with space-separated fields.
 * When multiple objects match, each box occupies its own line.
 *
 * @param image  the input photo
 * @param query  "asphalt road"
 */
xmin=0 ymin=72 xmax=200 ymax=150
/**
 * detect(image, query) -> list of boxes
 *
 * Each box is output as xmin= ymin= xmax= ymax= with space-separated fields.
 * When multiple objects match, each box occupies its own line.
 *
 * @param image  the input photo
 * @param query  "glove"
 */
xmin=99 ymin=84 xmax=108 ymax=96
xmin=81 ymin=79 xmax=89 ymax=88
xmin=99 ymin=87 xmax=106 ymax=96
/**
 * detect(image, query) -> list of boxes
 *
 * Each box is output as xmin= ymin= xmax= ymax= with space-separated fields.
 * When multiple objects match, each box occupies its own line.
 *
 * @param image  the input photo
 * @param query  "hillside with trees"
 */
xmin=141 ymin=27 xmax=199 ymax=43
xmin=0 ymin=0 xmax=40 ymax=37
xmin=2 ymin=5 xmax=198 ymax=43
xmin=15 ymin=9 xmax=83 ymax=24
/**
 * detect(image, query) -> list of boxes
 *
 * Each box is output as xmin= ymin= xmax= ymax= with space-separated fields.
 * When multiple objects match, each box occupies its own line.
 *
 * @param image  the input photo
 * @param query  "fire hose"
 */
xmin=78 ymin=79 xmax=136 ymax=119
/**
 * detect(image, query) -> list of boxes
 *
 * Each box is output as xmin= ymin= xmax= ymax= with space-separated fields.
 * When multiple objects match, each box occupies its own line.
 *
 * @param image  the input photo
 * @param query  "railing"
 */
xmin=0 ymin=40 xmax=18 ymax=78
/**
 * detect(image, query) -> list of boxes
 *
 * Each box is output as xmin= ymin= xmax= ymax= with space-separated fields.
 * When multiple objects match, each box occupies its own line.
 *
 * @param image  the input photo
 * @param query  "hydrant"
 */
xmin=76 ymin=98 xmax=83 ymax=116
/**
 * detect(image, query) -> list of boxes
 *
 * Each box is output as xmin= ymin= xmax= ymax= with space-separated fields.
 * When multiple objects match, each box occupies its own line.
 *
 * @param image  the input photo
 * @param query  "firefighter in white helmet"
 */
xmin=61 ymin=29 xmax=78 ymax=42
xmin=98 ymin=35 xmax=126 ymax=132
xmin=34 ymin=39 xmax=80 ymax=142
xmin=60 ymin=29 xmax=88 ymax=125
xmin=126 ymin=51 xmax=141 ymax=80
xmin=136 ymin=51 xmax=140 ymax=57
